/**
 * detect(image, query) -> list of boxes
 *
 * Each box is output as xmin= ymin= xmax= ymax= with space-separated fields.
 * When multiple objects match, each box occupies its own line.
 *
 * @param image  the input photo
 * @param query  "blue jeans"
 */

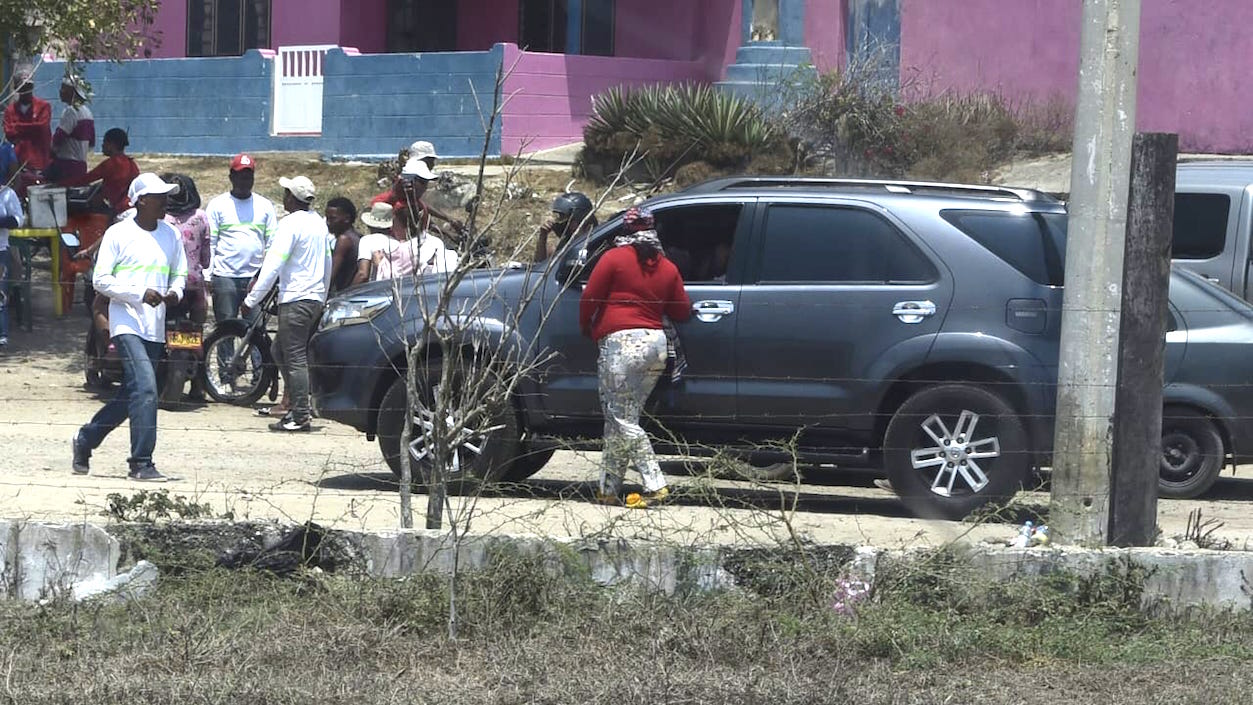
xmin=79 ymin=334 xmax=164 ymax=469
xmin=211 ymin=275 xmax=259 ymax=324
xmin=0 ymin=248 xmax=8 ymax=340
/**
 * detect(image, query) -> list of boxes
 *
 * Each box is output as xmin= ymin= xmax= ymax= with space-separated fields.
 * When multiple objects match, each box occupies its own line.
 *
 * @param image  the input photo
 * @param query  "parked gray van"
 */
xmin=1174 ymin=161 xmax=1253 ymax=298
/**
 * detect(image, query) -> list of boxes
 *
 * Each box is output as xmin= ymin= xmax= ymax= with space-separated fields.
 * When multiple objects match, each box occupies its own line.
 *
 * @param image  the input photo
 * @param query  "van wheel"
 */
xmin=1158 ymin=407 xmax=1224 ymax=499
xmin=883 ymin=384 xmax=1030 ymax=520
xmin=377 ymin=363 xmax=522 ymax=492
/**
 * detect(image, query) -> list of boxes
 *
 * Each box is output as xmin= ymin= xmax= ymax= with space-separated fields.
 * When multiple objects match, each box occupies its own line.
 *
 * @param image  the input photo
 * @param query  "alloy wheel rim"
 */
xmin=910 ymin=410 xmax=1001 ymax=496
xmin=406 ymin=383 xmax=503 ymax=478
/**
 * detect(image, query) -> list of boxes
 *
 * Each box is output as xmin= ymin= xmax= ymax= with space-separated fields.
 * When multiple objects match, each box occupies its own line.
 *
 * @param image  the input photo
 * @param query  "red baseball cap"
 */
xmin=230 ymin=153 xmax=256 ymax=172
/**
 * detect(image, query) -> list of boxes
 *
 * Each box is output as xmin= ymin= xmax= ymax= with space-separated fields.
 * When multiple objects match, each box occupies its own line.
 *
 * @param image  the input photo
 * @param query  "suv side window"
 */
xmin=575 ymin=203 xmax=745 ymax=283
xmin=941 ymin=210 xmax=1067 ymax=286
xmin=758 ymin=205 xmax=936 ymax=284
xmin=1173 ymin=193 xmax=1230 ymax=259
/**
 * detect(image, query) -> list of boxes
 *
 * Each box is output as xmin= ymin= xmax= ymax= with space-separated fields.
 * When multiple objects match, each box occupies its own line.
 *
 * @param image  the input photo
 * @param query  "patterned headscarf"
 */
xmin=621 ymin=206 xmax=654 ymax=232
xmin=614 ymin=206 xmax=663 ymax=252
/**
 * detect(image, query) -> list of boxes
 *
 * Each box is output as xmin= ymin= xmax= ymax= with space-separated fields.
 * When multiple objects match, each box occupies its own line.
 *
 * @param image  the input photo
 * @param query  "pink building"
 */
xmin=148 ymin=0 xmax=753 ymax=67
xmin=72 ymin=1 xmax=1253 ymax=154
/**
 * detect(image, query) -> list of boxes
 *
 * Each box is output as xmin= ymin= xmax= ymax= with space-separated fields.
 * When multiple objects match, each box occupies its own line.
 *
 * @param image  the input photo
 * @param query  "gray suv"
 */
xmin=310 ymin=177 xmax=1253 ymax=519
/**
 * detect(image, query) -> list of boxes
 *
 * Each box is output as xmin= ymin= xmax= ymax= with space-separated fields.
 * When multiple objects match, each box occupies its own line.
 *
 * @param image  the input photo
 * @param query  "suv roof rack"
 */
xmin=684 ymin=176 xmax=1059 ymax=203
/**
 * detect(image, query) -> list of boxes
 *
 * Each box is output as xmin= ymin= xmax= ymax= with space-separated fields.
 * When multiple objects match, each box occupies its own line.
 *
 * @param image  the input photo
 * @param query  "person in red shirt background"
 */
xmin=370 ymin=143 xmax=463 ymax=234
xmin=63 ymin=128 xmax=139 ymax=214
xmin=63 ymin=128 xmax=139 ymax=313
xmin=578 ymin=206 xmax=691 ymax=509
xmin=2 ymin=69 xmax=52 ymax=175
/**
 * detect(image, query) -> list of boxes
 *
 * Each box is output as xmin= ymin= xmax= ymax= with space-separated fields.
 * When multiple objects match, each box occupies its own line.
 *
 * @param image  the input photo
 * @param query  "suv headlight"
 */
xmin=321 ymin=295 xmax=392 ymax=331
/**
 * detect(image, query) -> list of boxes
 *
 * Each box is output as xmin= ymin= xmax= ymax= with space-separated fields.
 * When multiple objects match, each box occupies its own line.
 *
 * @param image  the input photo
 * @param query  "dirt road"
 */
xmin=4 ymin=263 xmax=1253 ymax=550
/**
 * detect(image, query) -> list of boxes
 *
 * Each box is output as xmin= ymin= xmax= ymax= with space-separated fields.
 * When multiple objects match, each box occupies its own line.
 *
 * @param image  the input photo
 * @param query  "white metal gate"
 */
xmin=272 ymin=45 xmax=335 ymax=135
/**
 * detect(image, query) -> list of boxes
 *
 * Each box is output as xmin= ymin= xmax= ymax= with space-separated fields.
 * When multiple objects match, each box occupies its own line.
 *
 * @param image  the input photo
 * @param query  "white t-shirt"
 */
xmin=244 ymin=209 xmax=332 ymax=307
xmin=357 ymin=232 xmax=458 ymax=279
xmin=0 ymin=186 xmax=24 ymax=251
xmin=93 ymin=217 xmax=189 ymax=343
xmin=52 ymin=104 xmax=94 ymax=163
xmin=206 ymin=192 xmax=278 ymax=279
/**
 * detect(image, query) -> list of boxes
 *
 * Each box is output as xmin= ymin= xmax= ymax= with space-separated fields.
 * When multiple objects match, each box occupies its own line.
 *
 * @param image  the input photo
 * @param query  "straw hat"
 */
xmin=361 ymin=201 xmax=394 ymax=230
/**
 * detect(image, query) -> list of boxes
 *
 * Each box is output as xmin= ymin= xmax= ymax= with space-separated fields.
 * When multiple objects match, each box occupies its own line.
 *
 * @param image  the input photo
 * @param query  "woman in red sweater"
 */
xmin=579 ymin=207 xmax=691 ymax=508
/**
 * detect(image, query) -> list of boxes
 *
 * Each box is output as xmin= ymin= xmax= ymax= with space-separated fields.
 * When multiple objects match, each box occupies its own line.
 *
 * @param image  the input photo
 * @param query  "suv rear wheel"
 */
xmin=377 ymin=365 xmax=522 ymax=491
xmin=883 ymin=384 xmax=1030 ymax=520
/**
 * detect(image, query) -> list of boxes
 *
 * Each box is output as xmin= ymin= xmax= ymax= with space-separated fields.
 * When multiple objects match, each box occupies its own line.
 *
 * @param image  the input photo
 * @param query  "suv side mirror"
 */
xmin=554 ymin=247 xmax=588 ymax=286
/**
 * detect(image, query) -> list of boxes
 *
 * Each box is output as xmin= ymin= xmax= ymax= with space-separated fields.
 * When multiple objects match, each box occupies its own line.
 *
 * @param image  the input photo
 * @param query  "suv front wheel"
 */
xmin=377 ymin=368 xmax=522 ymax=491
xmin=883 ymin=384 xmax=1030 ymax=520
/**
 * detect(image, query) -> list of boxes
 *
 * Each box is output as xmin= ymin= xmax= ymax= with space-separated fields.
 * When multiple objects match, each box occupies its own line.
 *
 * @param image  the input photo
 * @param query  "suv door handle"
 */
xmin=692 ymin=300 xmax=735 ymax=322
xmin=892 ymin=300 xmax=937 ymax=324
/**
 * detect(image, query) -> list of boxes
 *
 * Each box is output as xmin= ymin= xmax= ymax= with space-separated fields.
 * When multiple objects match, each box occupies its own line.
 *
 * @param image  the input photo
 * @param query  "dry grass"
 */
xmin=3 ymin=549 xmax=1252 ymax=704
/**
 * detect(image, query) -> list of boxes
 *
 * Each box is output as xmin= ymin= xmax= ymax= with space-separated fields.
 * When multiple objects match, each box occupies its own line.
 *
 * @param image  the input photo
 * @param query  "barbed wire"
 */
xmin=0 ymin=420 xmax=1235 ymax=466
xmin=4 ymin=275 xmax=1249 ymax=317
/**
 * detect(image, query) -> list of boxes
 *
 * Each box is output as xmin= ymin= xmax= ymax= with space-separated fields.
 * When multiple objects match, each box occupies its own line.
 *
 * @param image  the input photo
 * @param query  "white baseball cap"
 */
xmin=409 ymin=140 xmax=439 ymax=160
xmin=279 ymin=175 xmax=316 ymax=202
xmin=401 ymin=157 xmax=436 ymax=181
xmin=127 ymin=173 xmax=180 ymax=202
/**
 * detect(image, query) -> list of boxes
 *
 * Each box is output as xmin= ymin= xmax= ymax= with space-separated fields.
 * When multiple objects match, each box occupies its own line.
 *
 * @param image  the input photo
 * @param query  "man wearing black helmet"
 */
xmin=534 ymin=192 xmax=597 ymax=263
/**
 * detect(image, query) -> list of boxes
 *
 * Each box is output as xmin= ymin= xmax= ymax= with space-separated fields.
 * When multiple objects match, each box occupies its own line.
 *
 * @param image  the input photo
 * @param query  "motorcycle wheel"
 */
xmin=158 ymin=355 xmax=191 ymax=411
xmin=200 ymin=326 xmax=275 ymax=406
xmin=84 ymin=326 xmax=104 ymax=388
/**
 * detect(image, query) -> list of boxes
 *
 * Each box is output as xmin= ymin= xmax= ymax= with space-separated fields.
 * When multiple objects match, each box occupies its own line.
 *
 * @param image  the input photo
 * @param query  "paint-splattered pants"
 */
xmin=597 ymin=328 xmax=669 ymax=495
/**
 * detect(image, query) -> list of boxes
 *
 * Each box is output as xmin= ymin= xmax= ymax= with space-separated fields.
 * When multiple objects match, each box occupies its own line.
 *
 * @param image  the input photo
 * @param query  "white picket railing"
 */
xmin=271 ymin=45 xmax=336 ymax=135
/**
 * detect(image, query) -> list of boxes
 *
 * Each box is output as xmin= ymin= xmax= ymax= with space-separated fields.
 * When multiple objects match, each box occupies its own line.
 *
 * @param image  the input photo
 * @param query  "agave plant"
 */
xmin=584 ymin=82 xmax=780 ymax=161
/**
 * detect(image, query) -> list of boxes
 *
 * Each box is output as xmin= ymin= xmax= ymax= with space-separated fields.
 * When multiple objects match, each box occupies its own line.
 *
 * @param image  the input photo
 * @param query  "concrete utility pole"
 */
xmin=1050 ymin=0 xmax=1142 ymax=545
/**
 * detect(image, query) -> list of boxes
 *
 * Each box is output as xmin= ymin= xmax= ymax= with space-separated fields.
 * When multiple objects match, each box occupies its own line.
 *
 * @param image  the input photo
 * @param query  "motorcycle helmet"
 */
xmin=551 ymin=192 xmax=594 ymax=228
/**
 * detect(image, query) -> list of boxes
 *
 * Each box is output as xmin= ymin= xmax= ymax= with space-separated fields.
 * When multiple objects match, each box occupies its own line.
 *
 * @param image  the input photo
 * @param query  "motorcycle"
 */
xmin=84 ymin=320 xmax=125 ymax=389
xmin=198 ymin=286 xmax=280 ymax=406
xmin=61 ymin=182 xmax=113 ymax=314
xmin=157 ymin=299 xmax=205 ymax=411
xmin=63 ymin=231 xmax=117 ymax=389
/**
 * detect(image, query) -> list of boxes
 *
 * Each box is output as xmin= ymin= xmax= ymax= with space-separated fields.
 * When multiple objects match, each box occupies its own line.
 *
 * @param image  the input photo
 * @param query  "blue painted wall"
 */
xmin=32 ymin=45 xmax=504 ymax=159
xmin=32 ymin=51 xmax=319 ymax=156
xmin=320 ymin=45 xmax=503 ymax=158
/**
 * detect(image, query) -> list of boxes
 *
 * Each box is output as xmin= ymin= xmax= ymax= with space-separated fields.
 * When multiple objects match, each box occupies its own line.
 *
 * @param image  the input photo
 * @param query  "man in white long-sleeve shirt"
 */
xmin=0 ymin=182 xmax=24 ymax=350
xmin=73 ymin=173 xmax=187 ymax=482
xmin=242 ymin=175 xmax=331 ymax=432
xmin=206 ymin=153 xmax=277 ymax=323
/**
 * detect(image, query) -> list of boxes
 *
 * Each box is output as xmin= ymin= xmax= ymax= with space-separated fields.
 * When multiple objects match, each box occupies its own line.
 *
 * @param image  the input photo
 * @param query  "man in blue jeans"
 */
xmin=73 ymin=173 xmax=187 ymax=481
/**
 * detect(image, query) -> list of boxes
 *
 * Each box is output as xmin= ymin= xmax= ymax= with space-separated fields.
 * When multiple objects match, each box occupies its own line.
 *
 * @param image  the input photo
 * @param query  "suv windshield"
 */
xmin=942 ymin=209 xmax=1068 ymax=286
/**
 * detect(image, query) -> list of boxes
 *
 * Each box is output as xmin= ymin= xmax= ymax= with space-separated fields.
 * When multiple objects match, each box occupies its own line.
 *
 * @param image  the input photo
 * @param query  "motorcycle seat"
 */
xmin=66 ymin=183 xmax=104 ymax=211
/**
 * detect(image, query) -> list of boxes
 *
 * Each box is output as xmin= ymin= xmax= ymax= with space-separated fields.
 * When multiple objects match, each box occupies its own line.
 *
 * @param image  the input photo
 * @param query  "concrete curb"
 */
xmin=3 ymin=520 xmax=1251 ymax=611
xmin=1 ymin=521 xmax=120 ymax=601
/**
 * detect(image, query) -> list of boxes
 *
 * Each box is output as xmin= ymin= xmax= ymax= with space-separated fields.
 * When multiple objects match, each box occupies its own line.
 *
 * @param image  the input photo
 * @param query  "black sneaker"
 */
xmin=128 ymin=465 xmax=168 ymax=482
xmin=269 ymin=414 xmax=311 ymax=433
xmin=71 ymin=432 xmax=91 ymax=475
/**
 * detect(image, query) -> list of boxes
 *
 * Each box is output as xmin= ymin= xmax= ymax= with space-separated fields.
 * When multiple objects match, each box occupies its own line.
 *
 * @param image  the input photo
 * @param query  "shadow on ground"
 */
xmin=312 ymin=464 xmax=1000 ymax=522
xmin=5 ymin=258 xmax=91 ymax=367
